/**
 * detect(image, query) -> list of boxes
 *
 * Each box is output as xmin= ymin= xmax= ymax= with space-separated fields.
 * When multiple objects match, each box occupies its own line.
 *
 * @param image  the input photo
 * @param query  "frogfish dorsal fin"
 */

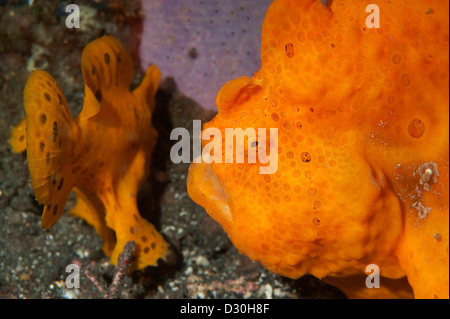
xmin=80 ymin=35 xmax=134 ymax=116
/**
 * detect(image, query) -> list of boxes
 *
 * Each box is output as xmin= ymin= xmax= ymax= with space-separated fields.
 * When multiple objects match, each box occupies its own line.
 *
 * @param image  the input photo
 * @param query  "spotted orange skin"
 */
xmin=188 ymin=0 xmax=449 ymax=298
xmin=12 ymin=36 xmax=167 ymax=270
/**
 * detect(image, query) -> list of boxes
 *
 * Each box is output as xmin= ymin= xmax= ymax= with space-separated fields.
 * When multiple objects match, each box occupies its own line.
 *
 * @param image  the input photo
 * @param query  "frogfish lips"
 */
xmin=187 ymin=158 xmax=233 ymax=232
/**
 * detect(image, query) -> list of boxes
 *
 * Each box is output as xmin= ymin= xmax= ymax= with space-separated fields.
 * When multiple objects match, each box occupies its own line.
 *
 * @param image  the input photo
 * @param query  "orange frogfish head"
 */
xmin=187 ymin=0 xmax=449 ymax=298
xmin=10 ymin=36 xmax=168 ymax=270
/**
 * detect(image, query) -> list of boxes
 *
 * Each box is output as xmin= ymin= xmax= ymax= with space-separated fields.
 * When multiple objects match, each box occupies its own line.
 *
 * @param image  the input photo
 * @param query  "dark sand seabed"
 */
xmin=0 ymin=0 xmax=344 ymax=298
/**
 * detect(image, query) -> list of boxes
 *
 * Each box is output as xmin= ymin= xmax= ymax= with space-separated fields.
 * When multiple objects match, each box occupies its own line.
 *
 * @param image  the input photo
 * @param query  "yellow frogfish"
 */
xmin=187 ymin=0 xmax=449 ymax=298
xmin=9 ymin=36 xmax=168 ymax=270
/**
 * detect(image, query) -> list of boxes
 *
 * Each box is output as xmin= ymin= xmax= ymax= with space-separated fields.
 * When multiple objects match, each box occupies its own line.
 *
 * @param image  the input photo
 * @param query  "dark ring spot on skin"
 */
xmin=40 ymin=113 xmax=47 ymax=124
xmin=151 ymin=243 xmax=156 ymax=249
xmin=271 ymin=113 xmax=279 ymax=121
xmin=19 ymin=135 xmax=25 ymax=142
xmin=408 ymin=118 xmax=425 ymax=138
xmin=130 ymin=227 xmax=135 ymax=234
xmin=57 ymin=178 xmax=64 ymax=191
xmin=95 ymin=89 xmax=102 ymax=102
xmin=52 ymin=122 xmax=58 ymax=142
xmin=392 ymin=54 xmax=401 ymax=64
xmin=301 ymin=152 xmax=312 ymax=162
xmin=91 ymin=65 xmax=96 ymax=76
xmin=133 ymin=214 xmax=139 ymax=222
xmin=143 ymin=247 xmax=150 ymax=253
xmin=141 ymin=236 xmax=148 ymax=243
xmin=53 ymin=205 xmax=58 ymax=215
xmin=46 ymin=152 xmax=51 ymax=164
xmin=104 ymin=53 xmax=110 ymax=64
xmin=58 ymin=94 xmax=63 ymax=105
xmin=401 ymin=73 xmax=410 ymax=87
xmin=285 ymin=43 xmax=294 ymax=58
xmin=40 ymin=142 xmax=45 ymax=151
xmin=44 ymin=93 xmax=51 ymax=101
xmin=117 ymin=54 xmax=121 ymax=63
xmin=52 ymin=175 xmax=57 ymax=186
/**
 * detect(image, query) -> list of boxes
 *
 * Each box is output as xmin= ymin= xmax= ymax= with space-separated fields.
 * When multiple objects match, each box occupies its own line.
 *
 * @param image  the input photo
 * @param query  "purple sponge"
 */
xmin=140 ymin=0 xmax=272 ymax=109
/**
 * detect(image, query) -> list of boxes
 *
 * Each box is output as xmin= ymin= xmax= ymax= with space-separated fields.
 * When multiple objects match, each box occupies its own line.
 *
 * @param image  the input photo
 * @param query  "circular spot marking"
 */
xmin=285 ymin=43 xmax=294 ymax=58
xmin=401 ymin=73 xmax=410 ymax=87
xmin=271 ymin=113 xmax=279 ymax=121
xmin=57 ymin=178 xmax=64 ymax=191
xmin=392 ymin=54 xmax=402 ymax=64
xmin=52 ymin=122 xmax=58 ymax=142
xmin=301 ymin=152 xmax=311 ymax=162
xmin=40 ymin=113 xmax=47 ymax=124
xmin=104 ymin=53 xmax=110 ymax=64
xmin=307 ymin=187 xmax=317 ymax=196
xmin=408 ymin=118 xmax=425 ymax=138
xmin=313 ymin=200 xmax=321 ymax=209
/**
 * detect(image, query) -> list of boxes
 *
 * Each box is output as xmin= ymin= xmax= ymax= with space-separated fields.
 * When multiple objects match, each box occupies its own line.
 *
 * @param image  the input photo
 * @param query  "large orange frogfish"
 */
xmin=187 ymin=0 xmax=449 ymax=298
xmin=9 ymin=36 xmax=168 ymax=270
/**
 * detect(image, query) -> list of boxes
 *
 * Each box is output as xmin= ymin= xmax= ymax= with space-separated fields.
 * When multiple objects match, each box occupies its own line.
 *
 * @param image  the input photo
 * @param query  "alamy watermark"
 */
xmin=65 ymin=263 xmax=80 ymax=289
xmin=365 ymin=264 xmax=380 ymax=288
xmin=365 ymin=4 xmax=380 ymax=28
xmin=170 ymin=120 xmax=279 ymax=174
xmin=65 ymin=4 xmax=80 ymax=29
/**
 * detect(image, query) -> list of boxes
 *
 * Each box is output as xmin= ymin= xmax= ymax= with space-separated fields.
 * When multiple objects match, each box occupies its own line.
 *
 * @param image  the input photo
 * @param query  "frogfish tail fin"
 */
xmin=24 ymin=70 xmax=80 ymax=230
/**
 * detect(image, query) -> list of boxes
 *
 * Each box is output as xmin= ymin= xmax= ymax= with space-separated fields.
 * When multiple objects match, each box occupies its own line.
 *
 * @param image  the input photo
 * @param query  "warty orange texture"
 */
xmin=187 ymin=0 xmax=449 ymax=298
